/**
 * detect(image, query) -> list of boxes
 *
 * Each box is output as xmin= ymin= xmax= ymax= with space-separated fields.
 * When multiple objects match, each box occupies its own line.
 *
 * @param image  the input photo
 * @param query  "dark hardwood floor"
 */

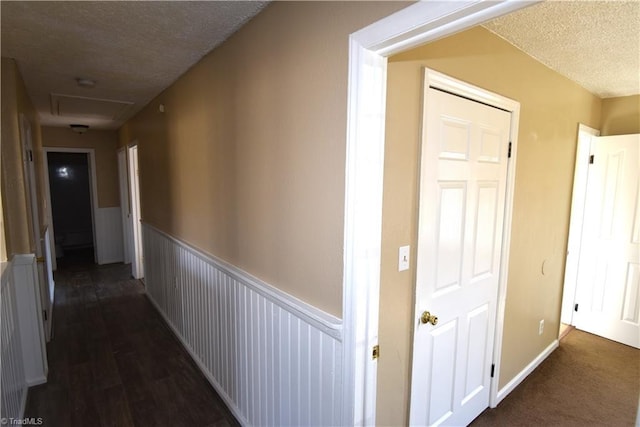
xmin=24 ymin=248 xmax=239 ymax=427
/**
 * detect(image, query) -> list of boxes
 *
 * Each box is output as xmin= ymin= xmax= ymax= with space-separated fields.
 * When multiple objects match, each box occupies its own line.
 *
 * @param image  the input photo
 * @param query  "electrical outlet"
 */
xmin=538 ymin=319 xmax=544 ymax=335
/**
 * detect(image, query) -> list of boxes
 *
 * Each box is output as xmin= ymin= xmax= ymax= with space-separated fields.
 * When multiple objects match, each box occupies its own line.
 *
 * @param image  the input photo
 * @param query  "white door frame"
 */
xmin=128 ymin=143 xmax=144 ymax=279
xmin=408 ymin=69 xmax=521 ymax=424
xmin=117 ymin=148 xmax=133 ymax=264
xmin=19 ymin=114 xmax=41 ymax=256
xmin=43 ymin=147 xmax=100 ymax=264
xmin=342 ymin=1 xmax=538 ymax=424
xmin=560 ymin=124 xmax=600 ymax=326
xmin=20 ymin=115 xmax=54 ymax=341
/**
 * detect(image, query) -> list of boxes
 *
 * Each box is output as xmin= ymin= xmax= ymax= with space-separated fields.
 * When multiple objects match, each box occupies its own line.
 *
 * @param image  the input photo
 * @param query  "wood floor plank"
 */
xmin=24 ymin=248 xmax=239 ymax=427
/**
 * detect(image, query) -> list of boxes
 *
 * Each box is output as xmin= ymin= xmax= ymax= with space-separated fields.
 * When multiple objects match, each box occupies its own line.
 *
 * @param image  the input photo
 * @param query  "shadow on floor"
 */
xmin=24 ymin=255 xmax=239 ymax=427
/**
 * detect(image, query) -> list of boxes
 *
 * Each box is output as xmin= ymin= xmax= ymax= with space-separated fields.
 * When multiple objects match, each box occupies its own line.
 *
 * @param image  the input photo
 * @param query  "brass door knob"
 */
xmin=420 ymin=311 xmax=438 ymax=325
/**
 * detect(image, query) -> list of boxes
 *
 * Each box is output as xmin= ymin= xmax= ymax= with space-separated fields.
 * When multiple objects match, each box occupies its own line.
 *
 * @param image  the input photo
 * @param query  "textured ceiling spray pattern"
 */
xmin=483 ymin=1 xmax=640 ymax=99
xmin=1 ymin=1 xmax=638 ymax=129
xmin=0 ymin=1 xmax=269 ymax=129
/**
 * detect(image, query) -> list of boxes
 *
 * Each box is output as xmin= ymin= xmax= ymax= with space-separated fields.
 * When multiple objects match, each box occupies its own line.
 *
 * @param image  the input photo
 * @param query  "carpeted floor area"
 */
xmin=471 ymin=329 xmax=640 ymax=426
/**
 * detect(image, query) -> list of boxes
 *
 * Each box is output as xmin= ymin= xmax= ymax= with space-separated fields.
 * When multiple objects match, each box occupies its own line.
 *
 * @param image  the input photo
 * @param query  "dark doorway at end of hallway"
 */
xmin=47 ymin=152 xmax=94 ymax=262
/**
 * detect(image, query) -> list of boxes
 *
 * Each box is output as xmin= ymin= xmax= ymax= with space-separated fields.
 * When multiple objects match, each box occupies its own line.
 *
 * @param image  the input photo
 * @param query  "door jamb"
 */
xmin=560 ymin=124 xmax=600 ymax=326
xmin=343 ymin=1 xmax=538 ymax=424
xmin=412 ymin=68 xmax=520 ymax=408
xmin=419 ymin=69 xmax=522 ymax=409
xmin=127 ymin=142 xmax=144 ymax=280
xmin=117 ymin=147 xmax=132 ymax=264
xmin=43 ymin=147 xmax=100 ymax=264
xmin=19 ymin=114 xmax=41 ymax=256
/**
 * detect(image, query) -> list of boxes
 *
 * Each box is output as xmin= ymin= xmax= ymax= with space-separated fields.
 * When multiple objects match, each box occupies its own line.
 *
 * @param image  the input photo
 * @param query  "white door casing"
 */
xmin=128 ymin=144 xmax=144 ymax=279
xmin=574 ymin=134 xmax=640 ymax=348
xmin=343 ymin=2 xmax=534 ymax=423
xmin=20 ymin=115 xmax=52 ymax=341
xmin=409 ymin=70 xmax=519 ymax=426
xmin=118 ymin=148 xmax=133 ymax=264
xmin=20 ymin=115 xmax=41 ymax=255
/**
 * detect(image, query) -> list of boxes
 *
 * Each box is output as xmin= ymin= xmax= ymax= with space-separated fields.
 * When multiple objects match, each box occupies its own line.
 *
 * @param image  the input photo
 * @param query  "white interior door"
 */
xmin=410 ymin=84 xmax=512 ymax=426
xmin=128 ymin=145 xmax=144 ymax=279
xmin=20 ymin=115 xmax=52 ymax=341
xmin=561 ymin=125 xmax=600 ymax=326
xmin=574 ymin=134 xmax=640 ymax=348
xmin=118 ymin=149 xmax=133 ymax=264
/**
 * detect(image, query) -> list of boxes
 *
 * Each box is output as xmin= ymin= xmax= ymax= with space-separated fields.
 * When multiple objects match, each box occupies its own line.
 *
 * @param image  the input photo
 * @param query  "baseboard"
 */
xmin=145 ymin=294 xmax=249 ymax=425
xmin=26 ymin=375 xmax=48 ymax=387
xmin=142 ymin=223 xmax=344 ymax=426
xmin=495 ymin=339 xmax=559 ymax=405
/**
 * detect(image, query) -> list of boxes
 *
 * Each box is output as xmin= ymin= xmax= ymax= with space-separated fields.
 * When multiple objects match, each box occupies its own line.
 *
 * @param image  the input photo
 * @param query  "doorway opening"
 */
xmin=562 ymin=132 xmax=640 ymax=349
xmin=128 ymin=144 xmax=144 ymax=280
xmin=45 ymin=151 xmax=97 ymax=267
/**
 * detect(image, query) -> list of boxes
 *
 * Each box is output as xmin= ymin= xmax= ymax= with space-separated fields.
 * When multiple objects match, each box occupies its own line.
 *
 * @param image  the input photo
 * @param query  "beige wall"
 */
xmin=119 ymin=1 xmax=408 ymax=317
xmin=1 ymin=57 xmax=44 ymax=256
xmin=42 ymin=126 xmax=120 ymax=208
xmin=600 ymin=95 xmax=640 ymax=135
xmin=376 ymin=26 xmax=601 ymax=426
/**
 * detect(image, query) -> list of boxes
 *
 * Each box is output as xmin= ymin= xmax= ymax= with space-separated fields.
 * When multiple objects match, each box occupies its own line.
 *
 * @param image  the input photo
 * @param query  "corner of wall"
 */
xmin=600 ymin=95 xmax=640 ymax=136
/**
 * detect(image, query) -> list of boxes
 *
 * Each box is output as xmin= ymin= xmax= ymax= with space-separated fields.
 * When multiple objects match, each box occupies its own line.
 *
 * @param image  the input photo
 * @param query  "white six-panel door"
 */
xmin=575 ymin=134 xmax=640 ymax=348
xmin=410 ymin=82 xmax=512 ymax=426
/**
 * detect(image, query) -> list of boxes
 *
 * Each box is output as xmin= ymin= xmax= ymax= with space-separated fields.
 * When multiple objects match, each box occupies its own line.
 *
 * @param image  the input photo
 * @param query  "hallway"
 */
xmin=24 ymin=252 xmax=238 ymax=427
xmin=23 ymin=250 xmax=640 ymax=426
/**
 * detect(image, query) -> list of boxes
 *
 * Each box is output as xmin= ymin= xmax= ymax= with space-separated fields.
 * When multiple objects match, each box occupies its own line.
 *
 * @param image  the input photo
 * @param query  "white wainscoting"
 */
xmin=1 ymin=261 xmax=27 ymax=421
xmin=12 ymin=255 xmax=48 ymax=386
xmin=96 ymin=207 xmax=124 ymax=265
xmin=143 ymin=224 xmax=344 ymax=426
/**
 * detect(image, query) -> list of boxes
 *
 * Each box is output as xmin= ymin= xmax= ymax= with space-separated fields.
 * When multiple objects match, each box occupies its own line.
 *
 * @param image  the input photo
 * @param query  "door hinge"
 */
xmin=372 ymin=344 xmax=380 ymax=360
xmin=490 ymin=363 xmax=495 ymax=378
xmin=43 ymin=310 xmax=47 ymax=321
xmin=574 ymin=303 xmax=579 ymax=312
xmin=508 ymin=142 xmax=512 ymax=158
xmin=589 ymin=155 xmax=594 ymax=164
xmin=27 ymin=149 xmax=33 ymax=162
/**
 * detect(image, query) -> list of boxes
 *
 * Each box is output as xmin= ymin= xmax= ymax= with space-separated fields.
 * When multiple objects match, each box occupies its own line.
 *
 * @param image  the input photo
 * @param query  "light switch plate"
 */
xmin=399 ymin=245 xmax=410 ymax=271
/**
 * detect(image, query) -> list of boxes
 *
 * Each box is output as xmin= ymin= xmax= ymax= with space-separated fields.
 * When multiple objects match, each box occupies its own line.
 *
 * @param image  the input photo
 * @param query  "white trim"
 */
xmin=0 ymin=258 xmax=29 ymax=421
xmin=560 ymin=124 xmax=600 ymax=326
xmin=343 ymin=1 xmax=538 ymax=424
xmin=19 ymin=114 xmax=41 ymax=257
xmin=143 ymin=223 xmax=343 ymax=425
xmin=117 ymin=148 xmax=132 ymax=264
xmin=43 ymin=147 xmax=100 ymax=263
xmin=143 ymin=222 xmax=342 ymax=336
xmin=495 ymin=339 xmax=559 ymax=404
xmin=95 ymin=207 xmax=124 ymax=264
xmin=418 ymin=69 xmax=521 ymax=412
xmin=11 ymin=254 xmax=48 ymax=386
xmin=128 ymin=143 xmax=144 ymax=279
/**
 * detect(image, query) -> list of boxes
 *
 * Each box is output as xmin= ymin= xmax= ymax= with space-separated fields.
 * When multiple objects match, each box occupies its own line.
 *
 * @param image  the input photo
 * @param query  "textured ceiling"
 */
xmin=1 ymin=1 xmax=638 ymax=131
xmin=1 ymin=1 xmax=269 ymax=129
xmin=483 ymin=0 xmax=640 ymax=98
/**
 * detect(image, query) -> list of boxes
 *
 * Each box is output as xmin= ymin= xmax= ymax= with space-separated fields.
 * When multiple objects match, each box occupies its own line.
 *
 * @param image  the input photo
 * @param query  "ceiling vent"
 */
xmin=50 ymin=93 xmax=134 ymax=121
